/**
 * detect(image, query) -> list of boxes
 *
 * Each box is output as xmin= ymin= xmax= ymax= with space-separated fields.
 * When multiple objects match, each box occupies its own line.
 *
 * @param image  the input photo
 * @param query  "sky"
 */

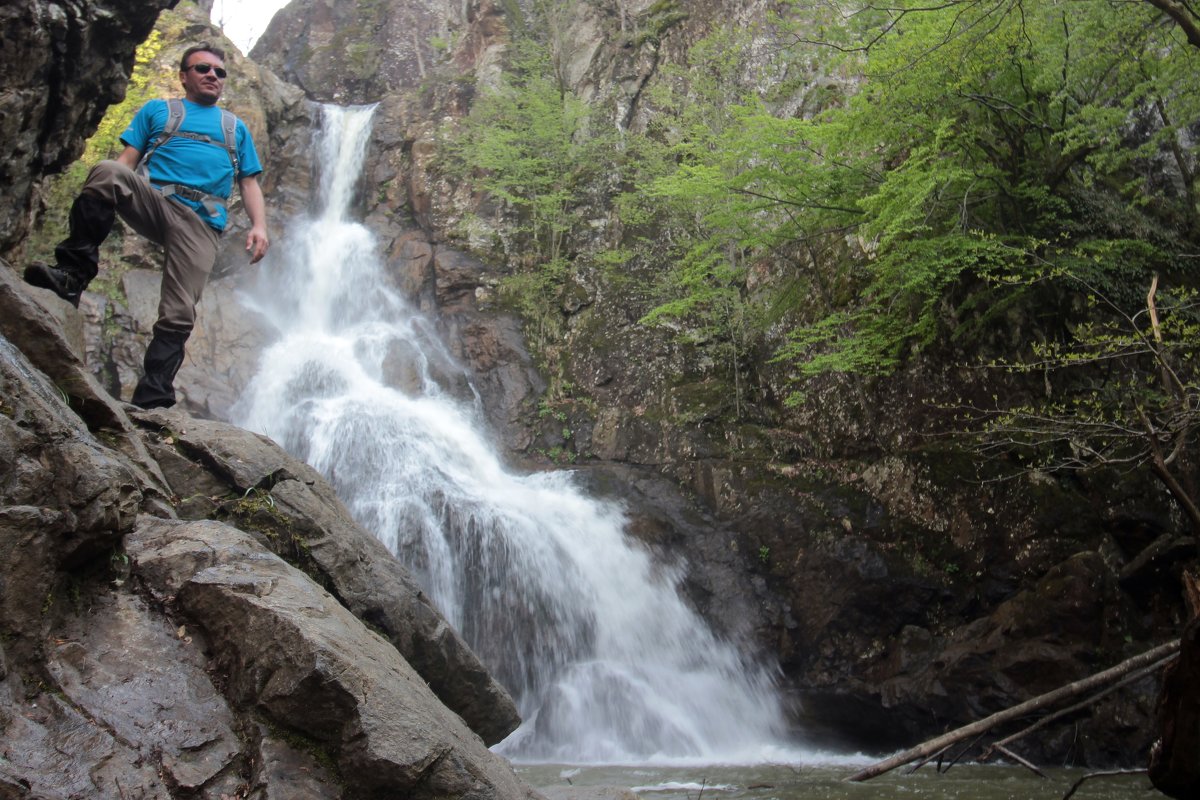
xmin=210 ymin=0 xmax=292 ymax=54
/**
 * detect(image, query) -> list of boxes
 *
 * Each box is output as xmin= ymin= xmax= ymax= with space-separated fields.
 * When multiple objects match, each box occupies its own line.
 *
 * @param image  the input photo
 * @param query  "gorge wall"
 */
xmin=247 ymin=0 xmax=1192 ymax=763
xmin=7 ymin=0 xmax=1195 ymax=779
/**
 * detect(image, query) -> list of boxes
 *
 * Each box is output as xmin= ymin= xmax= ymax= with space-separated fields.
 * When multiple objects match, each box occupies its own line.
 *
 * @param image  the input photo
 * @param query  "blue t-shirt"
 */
xmin=122 ymin=98 xmax=264 ymax=231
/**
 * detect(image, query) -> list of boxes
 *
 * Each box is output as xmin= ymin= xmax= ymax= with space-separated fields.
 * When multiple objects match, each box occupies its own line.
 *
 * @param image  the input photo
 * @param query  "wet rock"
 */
xmin=254 ymin=731 xmax=342 ymax=799
xmin=441 ymin=313 xmax=547 ymax=450
xmin=46 ymin=590 xmax=242 ymax=792
xmin=128 ymin=516 xmax=537 ymax=800
xmin=0 ymin=684 xmax=170 ymax=799
xmin=129 ymin=409 xmax=522 ymax=745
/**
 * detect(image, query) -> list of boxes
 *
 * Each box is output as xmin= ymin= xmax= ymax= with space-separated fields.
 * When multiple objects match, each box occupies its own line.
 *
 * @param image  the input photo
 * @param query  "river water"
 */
xmin=516 ymin=763 xmax=1154 ymax=800
xmin=232 ymin=104 xmax=1158 ymax=796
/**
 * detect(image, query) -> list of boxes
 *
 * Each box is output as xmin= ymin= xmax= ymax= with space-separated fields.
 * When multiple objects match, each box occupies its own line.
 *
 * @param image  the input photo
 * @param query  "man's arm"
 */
xmin=116 ymin=145 xmax=141 ymax=170
xmin=239 ymin=175 xmax=269 ymax=264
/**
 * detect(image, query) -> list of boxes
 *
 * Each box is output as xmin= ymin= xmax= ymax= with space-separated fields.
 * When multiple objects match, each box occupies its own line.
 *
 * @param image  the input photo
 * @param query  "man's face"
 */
xmin=180 ymin=51 xmax=225 ymax=106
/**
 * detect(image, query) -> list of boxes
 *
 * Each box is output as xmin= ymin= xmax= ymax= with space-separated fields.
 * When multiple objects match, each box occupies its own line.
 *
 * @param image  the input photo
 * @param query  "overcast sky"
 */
xmin=210 ymin=0 xmax=291 ymax=54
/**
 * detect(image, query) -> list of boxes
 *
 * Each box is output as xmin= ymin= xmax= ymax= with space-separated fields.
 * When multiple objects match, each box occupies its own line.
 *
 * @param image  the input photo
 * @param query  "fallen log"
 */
xmin=979 ymin=654 xmax=1177 ymax=762
xmin=847 ymin=640 xmax=1181 ymax=782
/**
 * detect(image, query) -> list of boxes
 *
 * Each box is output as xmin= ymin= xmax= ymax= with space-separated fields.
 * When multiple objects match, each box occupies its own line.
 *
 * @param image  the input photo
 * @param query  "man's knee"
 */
xmin=83 ymin=160 xmax=135 ymax=195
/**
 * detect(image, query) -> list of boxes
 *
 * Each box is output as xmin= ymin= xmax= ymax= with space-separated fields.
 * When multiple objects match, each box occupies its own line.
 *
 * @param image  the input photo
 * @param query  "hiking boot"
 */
xmin=23 ymin=262 xmax=86 ymax=307
xmin=131 ymin=329 xmax=190 ymax=409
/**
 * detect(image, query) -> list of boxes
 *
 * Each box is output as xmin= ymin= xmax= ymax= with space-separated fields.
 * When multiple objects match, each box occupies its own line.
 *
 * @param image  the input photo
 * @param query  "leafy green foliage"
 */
xmin=968 ymin=275 xmax=1200 ymax=531
xmin=442 ymin=39 xmax=613 ymax=331
xmin=631 ymin=0 xmax=1199 ymax=396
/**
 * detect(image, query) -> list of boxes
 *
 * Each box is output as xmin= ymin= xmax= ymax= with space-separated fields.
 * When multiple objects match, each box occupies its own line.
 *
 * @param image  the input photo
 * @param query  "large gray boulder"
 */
xmin=129 ymin=517 xmax=536 ymax=800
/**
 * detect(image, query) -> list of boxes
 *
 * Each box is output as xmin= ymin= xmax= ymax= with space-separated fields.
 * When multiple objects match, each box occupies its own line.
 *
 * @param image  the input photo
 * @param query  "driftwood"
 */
xmin=847 ymin=640 xmax=1181 ymax=782
xmin=981 ymin=654 xmax=1178 ymax=760
xmin=1062 ymin=769 xmax=1149 ymax=800
xmin=992 ymin=744 xmax=1046 ymax=778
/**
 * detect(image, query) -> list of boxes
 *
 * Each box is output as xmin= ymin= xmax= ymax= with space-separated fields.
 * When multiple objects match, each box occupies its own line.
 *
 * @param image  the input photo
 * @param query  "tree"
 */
xmin=1142 ymin=0 xmax=1200 ymax=49
xmin=970 ymin=273 xmax=1200 ymax=538
xmin=618 ymin=27 xmax=793 ymax=416
xmin=638 ymin=0 xmax=1198 ymax=385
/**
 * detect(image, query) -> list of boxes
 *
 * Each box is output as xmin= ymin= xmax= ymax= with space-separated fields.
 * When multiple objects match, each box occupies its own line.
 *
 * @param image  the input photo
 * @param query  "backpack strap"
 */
xmin=136 ymin=99 xmax=245 ymax=217
xmin=134 ymin=98 xmax=185 ymax=179
xmin=220 ymin=108 xmax=240 ymax=179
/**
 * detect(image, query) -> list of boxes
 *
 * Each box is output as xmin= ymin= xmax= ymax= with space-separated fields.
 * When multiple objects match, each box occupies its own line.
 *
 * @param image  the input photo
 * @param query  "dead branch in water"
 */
xmin=847 ymin=640 xmax=1180 ymax=782
xmin=991 ymin=744 xmax=1046 ymax=778
xmin=981 ymin=654 xmax=1178 ymax=763
xmin=1062 ymin=769 xmax=1149 ymax=799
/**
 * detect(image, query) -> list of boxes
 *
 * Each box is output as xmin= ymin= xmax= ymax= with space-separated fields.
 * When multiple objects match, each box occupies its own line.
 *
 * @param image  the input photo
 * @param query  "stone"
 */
xmin=0 ymin=261 xmax=172 ymax=501
xmin=0 ymin=687 xmax=171 ymax=799
xmin=128 ymin=517 xmax=538 ymax=800
xmin=0 ymin=0 xmax=174 ymax=256
xmin=255 ymin=731 xmax=342 ymax=799
xmin=46 ymin=590 xmax=242 ymax=792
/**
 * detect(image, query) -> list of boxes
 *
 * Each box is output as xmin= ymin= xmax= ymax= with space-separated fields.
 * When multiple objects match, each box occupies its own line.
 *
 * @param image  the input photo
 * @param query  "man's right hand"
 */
xmin=246 ymin=226 xmax=270 ymax=264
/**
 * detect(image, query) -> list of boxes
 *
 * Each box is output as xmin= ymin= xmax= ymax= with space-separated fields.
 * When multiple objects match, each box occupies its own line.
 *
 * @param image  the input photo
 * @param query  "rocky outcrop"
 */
xmin=0 ymin=256 xmax=530 ymax=796
xmin=251 ymin=0 xmax=507 ymax=105
xmin=0 ymin=0 xmax=174 ymax=258
xmin=129 ymin=518 xmax=528 ymax=799
xmin=131 ymin=408 xmax=520 ymax=743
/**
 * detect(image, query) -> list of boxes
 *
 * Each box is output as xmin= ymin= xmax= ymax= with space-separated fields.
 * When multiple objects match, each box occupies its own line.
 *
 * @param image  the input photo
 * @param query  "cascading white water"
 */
xmin=235 ymin=104 xmax=793 ymax=764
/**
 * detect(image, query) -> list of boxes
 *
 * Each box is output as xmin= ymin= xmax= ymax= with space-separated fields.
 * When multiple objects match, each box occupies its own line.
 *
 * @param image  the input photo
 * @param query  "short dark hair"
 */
xmin=180 ymin=43 xmax=226 ymax=72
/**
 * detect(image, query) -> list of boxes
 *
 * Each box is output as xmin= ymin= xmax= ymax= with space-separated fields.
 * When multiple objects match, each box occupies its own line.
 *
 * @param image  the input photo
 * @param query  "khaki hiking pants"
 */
xmin=81 ymin=160 xmax=220 ymax=336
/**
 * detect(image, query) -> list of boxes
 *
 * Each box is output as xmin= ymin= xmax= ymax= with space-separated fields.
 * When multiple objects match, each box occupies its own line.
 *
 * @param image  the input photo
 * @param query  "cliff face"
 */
xmin=0 ymin=0 xmax=174 ymax=258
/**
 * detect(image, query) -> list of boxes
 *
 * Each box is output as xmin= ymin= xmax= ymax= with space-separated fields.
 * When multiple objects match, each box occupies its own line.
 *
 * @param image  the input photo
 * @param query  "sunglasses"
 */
xmin=184 ymin=63 xmax=228 ymax=79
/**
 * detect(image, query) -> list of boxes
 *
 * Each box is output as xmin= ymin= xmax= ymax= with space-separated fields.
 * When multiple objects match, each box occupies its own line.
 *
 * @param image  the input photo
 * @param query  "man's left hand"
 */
xmin=246 ymin=227 xmax=270 ymax=263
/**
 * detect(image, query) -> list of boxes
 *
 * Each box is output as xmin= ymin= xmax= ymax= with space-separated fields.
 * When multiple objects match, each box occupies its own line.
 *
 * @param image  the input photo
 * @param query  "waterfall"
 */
xmin=234 ymin=104 xmax=792 ymax=764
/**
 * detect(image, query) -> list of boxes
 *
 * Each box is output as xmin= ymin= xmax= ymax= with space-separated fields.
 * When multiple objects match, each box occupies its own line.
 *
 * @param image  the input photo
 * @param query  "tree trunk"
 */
xmin=1149 ymin=575 xmax=1200 ymax=798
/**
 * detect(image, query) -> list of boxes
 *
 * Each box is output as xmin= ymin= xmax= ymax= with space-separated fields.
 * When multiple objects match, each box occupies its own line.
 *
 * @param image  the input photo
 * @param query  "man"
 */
xmin=24 ymin=42 xmax=269 ymax=409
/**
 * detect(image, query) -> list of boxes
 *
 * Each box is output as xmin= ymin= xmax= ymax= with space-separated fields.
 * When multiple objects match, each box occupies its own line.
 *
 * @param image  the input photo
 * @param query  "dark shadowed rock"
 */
xmin=0 ymin=0 xmax=173 ymax=256
xmin=1150 ymin=616 xmax=1200 ymax=798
